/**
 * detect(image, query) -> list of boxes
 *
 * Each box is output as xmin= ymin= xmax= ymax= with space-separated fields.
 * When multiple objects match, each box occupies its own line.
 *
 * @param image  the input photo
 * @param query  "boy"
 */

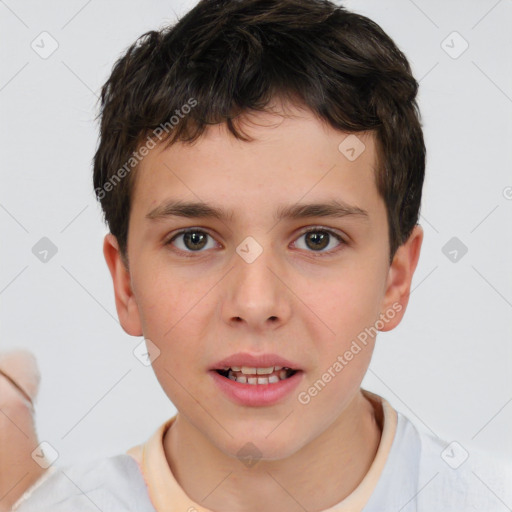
xmin=2 ymin=0 xmax=511 ymax=510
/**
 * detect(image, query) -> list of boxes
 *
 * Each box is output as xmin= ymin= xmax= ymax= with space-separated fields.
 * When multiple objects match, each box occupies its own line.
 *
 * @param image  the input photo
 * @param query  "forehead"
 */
xmin=130 ymin=106 xmax=382 ymax=224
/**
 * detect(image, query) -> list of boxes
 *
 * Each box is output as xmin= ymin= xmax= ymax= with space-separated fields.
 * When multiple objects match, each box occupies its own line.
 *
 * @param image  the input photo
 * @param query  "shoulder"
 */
xmin=14 ymin=454 xmax=156 ymax=512
xmin=397 ymin=412 xmax=512 ymax=511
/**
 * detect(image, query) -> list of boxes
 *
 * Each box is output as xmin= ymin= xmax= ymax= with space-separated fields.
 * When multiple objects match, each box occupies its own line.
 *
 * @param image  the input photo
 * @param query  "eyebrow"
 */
xmin=146 ymin=199 xmax=369 ymax=222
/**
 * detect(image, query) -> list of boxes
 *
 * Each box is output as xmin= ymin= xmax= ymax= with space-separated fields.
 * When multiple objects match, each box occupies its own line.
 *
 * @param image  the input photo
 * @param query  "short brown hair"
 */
xmin=93 ymin=0 xmax=425 ymax=265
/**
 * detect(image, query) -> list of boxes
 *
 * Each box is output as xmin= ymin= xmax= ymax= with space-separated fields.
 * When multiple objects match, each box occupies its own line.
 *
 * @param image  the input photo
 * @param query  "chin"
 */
xmin=217 ymin=429 xmax=305 ymax=464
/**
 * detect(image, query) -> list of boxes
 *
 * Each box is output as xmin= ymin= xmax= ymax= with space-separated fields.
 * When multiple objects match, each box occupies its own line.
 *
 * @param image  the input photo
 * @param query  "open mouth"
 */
xmin=215 ymin=366 xmax=299 ymax=385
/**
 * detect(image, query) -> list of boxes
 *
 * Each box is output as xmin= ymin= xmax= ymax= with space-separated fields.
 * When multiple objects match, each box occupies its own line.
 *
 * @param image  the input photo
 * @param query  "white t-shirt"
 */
xmin=13 ymin=391 xmax=512 ymax=511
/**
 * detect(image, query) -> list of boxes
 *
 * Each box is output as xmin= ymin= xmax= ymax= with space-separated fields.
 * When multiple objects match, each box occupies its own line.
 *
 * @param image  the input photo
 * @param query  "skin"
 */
xmin=0 ymin=352 xmax=47 ymax=512
xmin=104 ymin=102 xmax=423 ymax=511
xmin=0 ymin=102 xmax=422 ymax=511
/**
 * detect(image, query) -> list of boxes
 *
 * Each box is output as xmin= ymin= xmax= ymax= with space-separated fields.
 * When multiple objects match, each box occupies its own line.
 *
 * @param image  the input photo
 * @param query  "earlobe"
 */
xmin=379 ymin=224 xmax=424 ymax=332
xmin=103 ymin=233 xmax=143 ymax=336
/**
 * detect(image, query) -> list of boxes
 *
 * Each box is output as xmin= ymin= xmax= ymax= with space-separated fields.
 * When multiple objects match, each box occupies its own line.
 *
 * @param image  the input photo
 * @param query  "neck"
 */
xmin=163 ymin=390 xmax=383 ymax=512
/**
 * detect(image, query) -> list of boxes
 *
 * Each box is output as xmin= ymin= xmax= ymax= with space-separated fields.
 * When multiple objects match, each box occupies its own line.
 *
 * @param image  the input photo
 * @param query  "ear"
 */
xmin=103 ymin=233 xmax=143 ymax=336
xmin=379 ymin=224 xmax=424 ymax=332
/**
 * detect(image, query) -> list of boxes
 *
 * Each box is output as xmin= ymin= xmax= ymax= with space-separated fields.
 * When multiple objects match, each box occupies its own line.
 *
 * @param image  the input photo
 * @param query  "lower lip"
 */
xmin=209 ymin=370 xmax=304 ymax=407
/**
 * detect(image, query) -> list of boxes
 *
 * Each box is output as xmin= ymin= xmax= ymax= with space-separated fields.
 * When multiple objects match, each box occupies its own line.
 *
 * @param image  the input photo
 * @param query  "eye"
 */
xmin=165 ymin=228 xmax=219 ymax=255
xmin=165 ymin=226 xmax=346 ymax=257
xmin=292 ymin=227 xmax=345 ymax=255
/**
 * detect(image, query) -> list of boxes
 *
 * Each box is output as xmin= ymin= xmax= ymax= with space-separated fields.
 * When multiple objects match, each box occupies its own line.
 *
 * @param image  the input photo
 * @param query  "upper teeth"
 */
xmin=224 ymin=366 xmax=284 ymax=374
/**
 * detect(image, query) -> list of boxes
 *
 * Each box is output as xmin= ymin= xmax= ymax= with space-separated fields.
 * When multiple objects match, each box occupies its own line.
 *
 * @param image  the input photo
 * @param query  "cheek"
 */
xmin=133 ymin=260 xmax=202 ymax=336
xmin=297 ymin=267 xmax=382 ymax=397
xmin=133 ymin=265 xmax=216 ymax=375
xmin=313 ymin=268 xmax=383 ymax=341
xmin=296 ymin=345 xmax=373 ymax=429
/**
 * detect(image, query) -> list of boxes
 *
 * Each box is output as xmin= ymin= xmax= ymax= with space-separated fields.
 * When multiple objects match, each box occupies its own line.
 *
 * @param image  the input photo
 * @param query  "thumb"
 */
xmin=0 ymin=349 xmax=41 ymax=409
xmin=0 ymin=349 xmax=48 ymax=512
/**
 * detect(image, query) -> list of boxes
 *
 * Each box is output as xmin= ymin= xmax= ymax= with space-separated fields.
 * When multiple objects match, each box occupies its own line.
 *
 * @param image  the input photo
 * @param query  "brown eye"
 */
xmin=167 ymin=229 xmax=216 ymax=253
xmin=294 ymin=228 xmax=345 ymax=255
xmin=304 ymin=231 xmax=330 ymax=251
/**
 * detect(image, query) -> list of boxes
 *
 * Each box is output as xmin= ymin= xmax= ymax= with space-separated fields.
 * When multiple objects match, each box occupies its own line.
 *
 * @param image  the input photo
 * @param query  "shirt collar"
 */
xmin=127 ymin=389 xmax=398 ymax=512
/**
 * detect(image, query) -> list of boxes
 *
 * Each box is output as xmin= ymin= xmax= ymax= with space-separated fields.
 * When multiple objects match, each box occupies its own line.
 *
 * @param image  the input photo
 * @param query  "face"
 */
xmin=104 ymin=104 xmax=422 ymax=459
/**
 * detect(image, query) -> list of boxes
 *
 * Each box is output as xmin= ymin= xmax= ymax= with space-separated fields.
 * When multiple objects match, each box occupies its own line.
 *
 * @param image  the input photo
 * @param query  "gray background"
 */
xmin=1 ymin=0 xmax=511 ymax=469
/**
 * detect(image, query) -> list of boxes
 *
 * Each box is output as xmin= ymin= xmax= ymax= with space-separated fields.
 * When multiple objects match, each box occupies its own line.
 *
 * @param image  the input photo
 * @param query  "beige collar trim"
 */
xmin=127 ymin=390 xmax=398 ymax=512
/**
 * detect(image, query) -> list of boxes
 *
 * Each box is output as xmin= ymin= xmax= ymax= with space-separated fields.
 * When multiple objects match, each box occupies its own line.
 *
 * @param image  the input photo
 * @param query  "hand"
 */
xmin=0 ymin=351 xmax=48 ymax=512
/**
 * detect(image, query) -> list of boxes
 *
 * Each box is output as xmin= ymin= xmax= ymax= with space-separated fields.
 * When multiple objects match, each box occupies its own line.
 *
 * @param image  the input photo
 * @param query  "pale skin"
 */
xmin=1 ymin=102 xmax=423 ymax=511
xmin=0 ymin=352 xmax=47 ymax=512
xmin=105 ymin=103 xmax=423 ymax=511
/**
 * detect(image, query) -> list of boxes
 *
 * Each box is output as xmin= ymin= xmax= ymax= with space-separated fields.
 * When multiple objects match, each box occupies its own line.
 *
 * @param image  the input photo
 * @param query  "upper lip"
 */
xmin=211 ymin=352 xmax=302 ymax=370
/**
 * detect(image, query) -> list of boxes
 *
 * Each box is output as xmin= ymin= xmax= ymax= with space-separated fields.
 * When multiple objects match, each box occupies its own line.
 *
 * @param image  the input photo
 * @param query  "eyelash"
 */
xmin=164 ymin=226 xmax=346 ymax=258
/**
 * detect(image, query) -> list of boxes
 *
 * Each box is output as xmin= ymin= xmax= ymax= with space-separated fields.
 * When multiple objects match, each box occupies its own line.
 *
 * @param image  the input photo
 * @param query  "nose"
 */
xmin=221 ymin=244 xmax=292 ymax=332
